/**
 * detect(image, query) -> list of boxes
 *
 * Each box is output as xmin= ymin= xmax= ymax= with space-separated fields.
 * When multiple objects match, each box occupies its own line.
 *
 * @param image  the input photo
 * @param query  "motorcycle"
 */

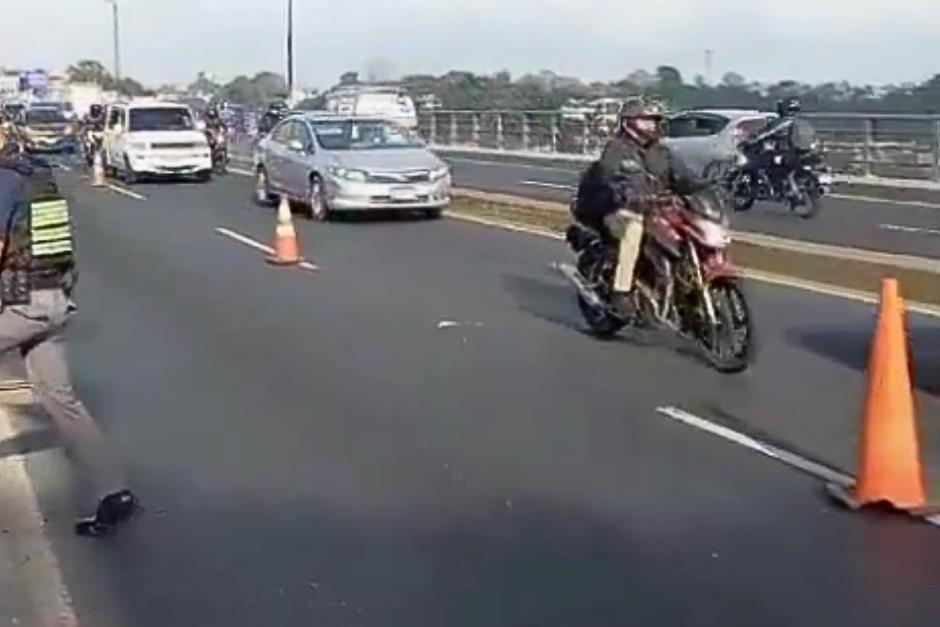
xmin=206 ymin=126 xmax=229 ymax=174
xmin=726 ymin=144 xmax=832 ymax=219
xmin=81 ymin=127 xmax=103 ymax=167
xmin=559 ymin=186 xmax=755 ymax=374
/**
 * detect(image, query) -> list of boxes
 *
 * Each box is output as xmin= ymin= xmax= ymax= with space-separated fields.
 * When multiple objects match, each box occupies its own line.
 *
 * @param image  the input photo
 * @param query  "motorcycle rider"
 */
xmin=258 ymin=100 xmax=289 ymax=136
xmin=81 ymin=104 xmax=106 ymax=165
xmin=574 ymin=98 xmax=700 ymax=311
xmin=741 ymin=97 xmax=817 ymax=199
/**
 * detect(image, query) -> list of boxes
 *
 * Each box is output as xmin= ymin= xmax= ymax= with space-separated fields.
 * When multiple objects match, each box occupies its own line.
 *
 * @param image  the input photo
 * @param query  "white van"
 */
xmin=325 ymin=87 xmax=417 ymax=130
xmin=103 ymin=101 xmax=212 ymax=183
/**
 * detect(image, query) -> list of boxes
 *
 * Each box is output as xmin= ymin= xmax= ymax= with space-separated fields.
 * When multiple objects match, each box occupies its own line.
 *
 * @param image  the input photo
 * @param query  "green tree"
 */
xmin=66 ymin=60 xmax=112 ymax=85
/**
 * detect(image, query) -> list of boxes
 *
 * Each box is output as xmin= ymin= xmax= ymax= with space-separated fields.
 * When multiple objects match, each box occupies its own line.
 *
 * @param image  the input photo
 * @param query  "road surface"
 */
xmin=442 ymin=154 xmax=940 ymax=260
xmin=4 ymin=159 xmax=940 ymax=626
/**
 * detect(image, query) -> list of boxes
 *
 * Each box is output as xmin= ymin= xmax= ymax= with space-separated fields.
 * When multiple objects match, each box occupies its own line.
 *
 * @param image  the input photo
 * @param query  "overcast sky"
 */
xmin=1 ymin=0 xmax=938 ymax=89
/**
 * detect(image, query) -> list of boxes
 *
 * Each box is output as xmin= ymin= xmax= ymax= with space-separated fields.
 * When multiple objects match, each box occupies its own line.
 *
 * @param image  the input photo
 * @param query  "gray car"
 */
xmin=663 ymin=109 xmax=774 ymax=177
xmin=253 ymin=113 xmax=451 ymax=220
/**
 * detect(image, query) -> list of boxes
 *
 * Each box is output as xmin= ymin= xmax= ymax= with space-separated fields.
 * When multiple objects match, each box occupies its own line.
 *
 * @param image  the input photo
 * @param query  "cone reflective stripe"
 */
xmin=829 ymin=278 xmax=926 ymax=511
xmin=92 ymin=151 xmax=106 ymax=187
xmin=266 ymin=196 xmax=302 ymax=266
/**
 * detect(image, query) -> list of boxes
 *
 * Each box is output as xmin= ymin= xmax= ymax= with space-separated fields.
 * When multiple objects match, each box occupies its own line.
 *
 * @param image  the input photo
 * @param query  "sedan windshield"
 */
xmin=26 ymin=109 xmax=66 ymax=125
xmin=312 ymin=120 xmax=423 ymax=150
xmin=128 ymin=108 xmax=195 ymax=132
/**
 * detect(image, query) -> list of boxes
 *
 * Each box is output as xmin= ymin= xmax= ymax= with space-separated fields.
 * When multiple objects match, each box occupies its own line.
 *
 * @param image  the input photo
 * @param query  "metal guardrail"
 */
xmin=417 ymin=111 xmax=940 ymax=182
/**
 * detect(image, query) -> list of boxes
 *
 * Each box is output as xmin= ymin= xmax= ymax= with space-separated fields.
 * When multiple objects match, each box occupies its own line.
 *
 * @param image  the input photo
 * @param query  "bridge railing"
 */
xmin=417 ymin=110 xmax=940 ymax=181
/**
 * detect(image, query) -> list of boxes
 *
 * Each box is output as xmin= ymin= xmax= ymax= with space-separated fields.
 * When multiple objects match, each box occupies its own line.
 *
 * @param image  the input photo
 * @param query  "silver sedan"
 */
xmin=253 ymin=113 xmax=451 ymax=220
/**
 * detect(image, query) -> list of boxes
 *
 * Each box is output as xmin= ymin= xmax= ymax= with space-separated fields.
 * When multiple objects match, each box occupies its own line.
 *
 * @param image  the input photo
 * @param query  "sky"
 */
xmin=1 ymin=0 xmax=939 ymax=90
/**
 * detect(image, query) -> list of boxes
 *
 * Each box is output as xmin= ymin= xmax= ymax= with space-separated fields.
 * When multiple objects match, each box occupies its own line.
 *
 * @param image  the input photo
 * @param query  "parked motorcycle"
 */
xmin=559 ymin=187 xmax=755 ymax=374
xmin=726 ymin=146 xmax=832 ymax=218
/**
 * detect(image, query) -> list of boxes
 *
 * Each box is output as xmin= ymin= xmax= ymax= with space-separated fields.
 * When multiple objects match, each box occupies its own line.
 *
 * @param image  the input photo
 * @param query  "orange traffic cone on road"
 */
xmin=91 ymin=151 xmax=106 ymax=187
xmin=266 ymin=196 xmax=302 ymax=266
xmin=828 ymin=278 xmax=926 ymax=512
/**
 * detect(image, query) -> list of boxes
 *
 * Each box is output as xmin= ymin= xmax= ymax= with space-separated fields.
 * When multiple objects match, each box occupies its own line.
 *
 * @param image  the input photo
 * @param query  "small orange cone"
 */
xmin=266 ymin=196 xmax=302 ymax=266
xmin=91 ymin=151 xmax=106 ymax=187
xmin=828 ymin=278 xmax=926 ymax=511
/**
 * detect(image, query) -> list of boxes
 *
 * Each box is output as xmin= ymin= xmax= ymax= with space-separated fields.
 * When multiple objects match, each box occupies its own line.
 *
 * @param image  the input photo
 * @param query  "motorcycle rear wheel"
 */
xmin=699 ymin=281 xmax=755 ymax=373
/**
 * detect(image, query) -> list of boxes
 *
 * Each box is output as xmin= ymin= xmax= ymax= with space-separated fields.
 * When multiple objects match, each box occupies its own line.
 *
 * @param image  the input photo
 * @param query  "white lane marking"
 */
xmin=831 ymin=193 xmax=940 ymax=210
xmin=879 ymin=223 xmax=940 ymax=237
xmin=443 ymin=211 xmax=940 ymax=319
xmin=106 ymin=184 xmax=146 ymax=200
xmin=214 ymin=227 xmax=320 ymax=272
xmin=445 ymin=157 xmax=579 ymax=174
xmin=56 ymin=163 xmax=72 ymax=172
xmin=657 ymin=406 xmax=855 ymax=488
xmin=230 ymin=166 xmax=253 ymax=177
xmin=0 ymin=406 xmax=79 ymax=627
xmin=520 ymin=180 xmax=576 ymax=191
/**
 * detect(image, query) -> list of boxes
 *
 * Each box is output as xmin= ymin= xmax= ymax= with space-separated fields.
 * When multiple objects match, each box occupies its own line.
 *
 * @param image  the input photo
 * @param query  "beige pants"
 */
xmin=603 ymin=209 xmax=644 ymax=293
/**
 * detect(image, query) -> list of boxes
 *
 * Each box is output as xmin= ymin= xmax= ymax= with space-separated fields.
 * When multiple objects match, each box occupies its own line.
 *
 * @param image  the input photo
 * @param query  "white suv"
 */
xmin=103 ymin=101 xmax=212 ymax=183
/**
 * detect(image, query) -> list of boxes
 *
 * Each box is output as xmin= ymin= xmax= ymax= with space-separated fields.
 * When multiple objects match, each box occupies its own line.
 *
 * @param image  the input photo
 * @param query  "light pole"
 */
xmin=286 ymin=0 xmax=294 ymax=104
xmin=103 ymin=0 xmax=121 ymax=83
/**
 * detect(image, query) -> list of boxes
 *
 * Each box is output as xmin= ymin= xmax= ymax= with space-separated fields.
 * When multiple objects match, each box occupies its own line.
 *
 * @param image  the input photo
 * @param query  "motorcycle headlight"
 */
xmin=693 ymin=216 xmax=731 ymax=249
xmin=735 ymin=153 xmax=748 ymax=167
xmin=327 ymin=166 xmax=367 ymax=182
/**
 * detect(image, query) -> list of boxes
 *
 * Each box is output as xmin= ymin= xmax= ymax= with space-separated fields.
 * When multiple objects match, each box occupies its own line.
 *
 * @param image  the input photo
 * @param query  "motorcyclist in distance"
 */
xmin=84 ymin=104 xmax=106 ymax=131
xmin=741 ymin=96 xmax=817 ymax=199
xmin=574 ymin=98 xmax=702 ymax=313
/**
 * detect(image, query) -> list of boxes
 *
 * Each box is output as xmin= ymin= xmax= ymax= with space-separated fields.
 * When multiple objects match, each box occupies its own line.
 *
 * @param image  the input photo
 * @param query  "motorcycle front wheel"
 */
xmin=698 ymin=280 xmax=755 ymax=374
xmin=791 ymin=173 xmax=823 ymax=219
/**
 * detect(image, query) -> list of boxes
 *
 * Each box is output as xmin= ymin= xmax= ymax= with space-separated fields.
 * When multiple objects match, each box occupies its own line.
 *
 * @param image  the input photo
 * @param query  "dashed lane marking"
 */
xmin=519 ymin=180 xmax=576 ymax=191
xmin=214 ymin=227 xmax=320 ymax=272
xmin=229 ymin=166 xmax=254 ymax=177
xmin=879 ymin=223 xmax=940 ymax=237
xmin=106 ymin=184 xmax=147 ymax=201
xmin=657 ymin=406 xmax=940 ymax=528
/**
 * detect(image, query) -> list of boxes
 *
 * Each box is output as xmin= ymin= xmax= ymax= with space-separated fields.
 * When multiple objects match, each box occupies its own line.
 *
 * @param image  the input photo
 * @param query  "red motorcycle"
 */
xmin=561 ymin=187 xmax=755 ymax=373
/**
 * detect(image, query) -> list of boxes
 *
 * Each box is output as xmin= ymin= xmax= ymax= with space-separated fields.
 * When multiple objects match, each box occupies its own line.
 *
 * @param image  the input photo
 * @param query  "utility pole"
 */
xmin=704 ymin=48 xmax=714 ymax=85
xmin=104 ymin=0 xmax=121 ymax=82
xmin=286 ymin=0 xmax=294 ymax=104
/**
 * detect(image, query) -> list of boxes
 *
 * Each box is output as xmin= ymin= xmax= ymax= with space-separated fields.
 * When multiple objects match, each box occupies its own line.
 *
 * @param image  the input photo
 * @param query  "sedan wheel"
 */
xmin=254 ymin=168 xmax=274 ymax=206
xmin=307 ymin=176 xmax=330 ymax=221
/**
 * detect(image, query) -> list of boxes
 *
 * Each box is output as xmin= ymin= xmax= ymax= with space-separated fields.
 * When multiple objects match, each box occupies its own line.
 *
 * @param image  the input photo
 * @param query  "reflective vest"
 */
xmin=0 ymin=192 xmax=75 ymax=307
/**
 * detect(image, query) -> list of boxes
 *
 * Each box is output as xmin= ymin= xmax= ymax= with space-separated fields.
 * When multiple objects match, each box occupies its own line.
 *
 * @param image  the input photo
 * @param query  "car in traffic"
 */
xmin=663 ymin=108 xmax=774 ymax=176
xmin=324 ymin=86 xmax=418 ymax=130
xmin=102 ymin=101 xmax=213 ymax=183
xmin=22 ymin=105 xmax=77 ymax=153
xmin=253 ymin=113 xmax=451 ymax=220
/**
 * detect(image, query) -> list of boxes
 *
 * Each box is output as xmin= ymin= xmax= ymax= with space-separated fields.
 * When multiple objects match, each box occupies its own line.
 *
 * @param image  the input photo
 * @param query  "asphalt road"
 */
xmin=5 ymin=158 xmax=940 ymax=626
xmin=443 ymin=155 xmax=940 ymax=259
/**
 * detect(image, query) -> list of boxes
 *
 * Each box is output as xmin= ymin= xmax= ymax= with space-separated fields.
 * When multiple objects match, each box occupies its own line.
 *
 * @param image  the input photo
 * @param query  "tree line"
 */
xmin=65 ymin=59 xmax=940 ymax=114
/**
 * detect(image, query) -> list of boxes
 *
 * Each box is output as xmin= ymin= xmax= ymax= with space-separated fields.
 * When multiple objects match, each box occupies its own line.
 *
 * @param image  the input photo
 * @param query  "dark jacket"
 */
xmin=575 ymin=132 xmax=703 ymax=230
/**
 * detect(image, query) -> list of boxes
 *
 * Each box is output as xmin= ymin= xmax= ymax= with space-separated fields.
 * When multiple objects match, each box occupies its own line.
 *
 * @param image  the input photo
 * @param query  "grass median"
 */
xmin=448 ymin=192 xmax=940 ymax=308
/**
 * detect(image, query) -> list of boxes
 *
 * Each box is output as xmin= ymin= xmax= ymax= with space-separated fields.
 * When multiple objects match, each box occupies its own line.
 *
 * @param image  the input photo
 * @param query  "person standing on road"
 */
xmin=0 ymin=141 xmax=140 ymax=537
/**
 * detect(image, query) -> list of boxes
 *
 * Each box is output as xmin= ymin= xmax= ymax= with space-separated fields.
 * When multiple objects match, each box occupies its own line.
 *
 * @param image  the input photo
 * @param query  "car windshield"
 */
xmin=128 ymin=108 xmax=195 ymax=132
xmin=312 ymin=120 xmax=423 ymax=150
xmin=26 ymin=109 xmax=66 ymax=124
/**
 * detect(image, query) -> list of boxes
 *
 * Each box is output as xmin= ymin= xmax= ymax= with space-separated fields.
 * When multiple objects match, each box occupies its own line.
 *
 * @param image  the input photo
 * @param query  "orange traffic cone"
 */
xmin=828 ymin=278 xmax=926 ymax=511
xmin=266 ymin=196 xmax=302 ymax=266
xmin=91 ymin=151 xmax=106 ymax=187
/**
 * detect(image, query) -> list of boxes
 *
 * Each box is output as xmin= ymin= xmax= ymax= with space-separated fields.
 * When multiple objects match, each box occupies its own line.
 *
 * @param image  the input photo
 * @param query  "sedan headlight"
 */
xmin=327 ymin=165 xmax=367 ymax=182
xmin=430 ymin=165 xmax=450 ymax=181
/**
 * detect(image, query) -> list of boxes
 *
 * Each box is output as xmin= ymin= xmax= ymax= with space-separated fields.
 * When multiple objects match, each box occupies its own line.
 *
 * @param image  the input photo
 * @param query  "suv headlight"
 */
xmin=430 ymin=165 xmax=450 ymax=181
xmin=327 ymin=165 xmax=367 ymax=182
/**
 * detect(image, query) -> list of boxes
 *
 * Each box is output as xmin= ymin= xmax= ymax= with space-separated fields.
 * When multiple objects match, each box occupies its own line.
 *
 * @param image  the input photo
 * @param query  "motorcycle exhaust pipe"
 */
xmin=556 ymin=263 xmax=607 ymax=311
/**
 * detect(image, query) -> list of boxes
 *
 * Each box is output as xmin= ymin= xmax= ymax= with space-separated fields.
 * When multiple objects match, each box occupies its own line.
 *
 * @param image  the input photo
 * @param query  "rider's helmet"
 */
xmin=205 ymin=103 xmax=220 ymax=121
xmin=89 ymin=103 xmax=104 ymax=120
xmin=618 ymin=98 xmax=665 ymax=146
xmin=776 ymin=97 xmax=802 ymax=118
